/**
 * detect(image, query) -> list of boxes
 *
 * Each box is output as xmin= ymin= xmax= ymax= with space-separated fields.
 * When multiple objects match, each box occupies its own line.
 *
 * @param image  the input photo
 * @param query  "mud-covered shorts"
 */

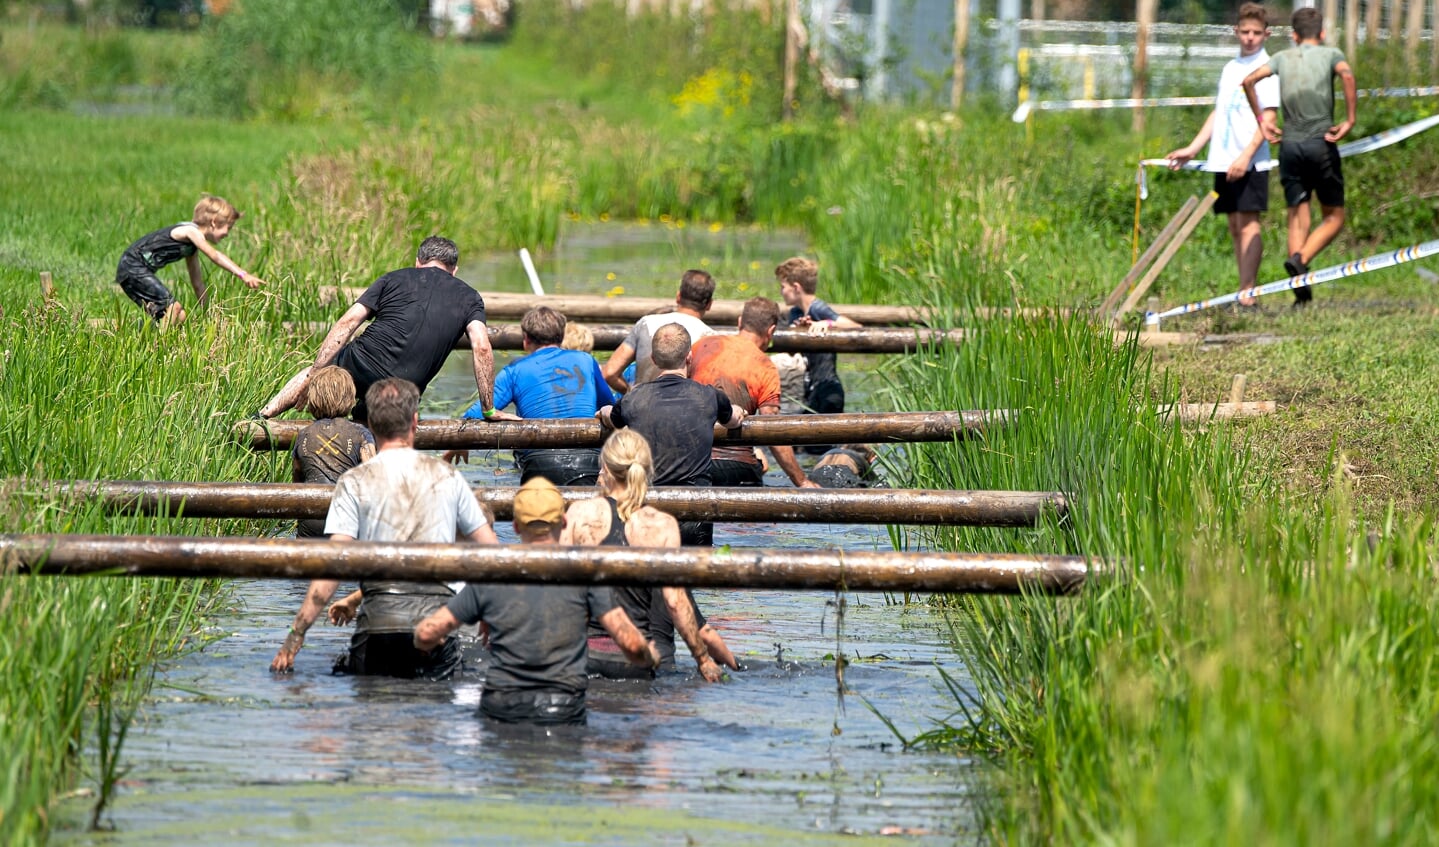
xmin=480 ymin=689 xmax=587 ymax=725
xmin=117 ymin=271 xmax=175 ymax=321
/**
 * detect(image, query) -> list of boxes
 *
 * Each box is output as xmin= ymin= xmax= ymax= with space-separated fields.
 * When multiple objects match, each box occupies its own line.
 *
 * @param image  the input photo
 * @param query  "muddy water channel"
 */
xmin=59 ymin=224 xmax=980 ymax=845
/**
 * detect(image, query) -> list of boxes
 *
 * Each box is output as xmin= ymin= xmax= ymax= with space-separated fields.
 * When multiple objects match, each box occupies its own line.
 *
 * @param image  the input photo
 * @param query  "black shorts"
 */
xmin=517 ymin=449 xmax=601 ymax=488
xmin=1279 ymin=137 xmax=1344 ymax=208
xmin=480 ymin=689 xmax=586 ymax=725
xmin=709 ymin=459 xmax=764 ymax=487
xmin=117 ymin=272 xmax=175 ymax=321
xmin=339 ymin=631 xmax=461 ymax=680
xmin=1212 ymin=169 xmax=1269 ymax=214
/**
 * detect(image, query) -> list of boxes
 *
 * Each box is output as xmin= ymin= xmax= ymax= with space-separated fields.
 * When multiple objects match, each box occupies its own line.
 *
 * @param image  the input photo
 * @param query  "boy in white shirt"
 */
xmin=1164 ymin=3 xmax=1279 ymax=307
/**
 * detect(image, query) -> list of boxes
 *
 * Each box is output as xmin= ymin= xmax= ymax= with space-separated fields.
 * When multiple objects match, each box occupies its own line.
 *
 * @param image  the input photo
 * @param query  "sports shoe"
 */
xmin=1285 ymin=253 xmax=1312 ymax=305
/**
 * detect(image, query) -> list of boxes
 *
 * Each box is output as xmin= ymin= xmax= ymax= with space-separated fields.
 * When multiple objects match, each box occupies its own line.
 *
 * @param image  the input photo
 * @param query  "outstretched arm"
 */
xmin=176 ymin=224 xmax=264 ymax=289
xmin=414 ymin=606 xmax=464 ymax=653
xmin=602 ymin=343 xmax=637 ymax=394
xmin=662 ymin=586 xmax=722 ymax=682
xmin=1165 ymin=109 xmax=1217 ymax=169
xmin=271 ymin=577 xmax=342 ymax=672
xmin=185 ymin=253 xmax=208 ymax=306
xmin=465 ymin=320 xmax=495 ymax=412
xmin=598 ymin=607 xmax=662 ymax=669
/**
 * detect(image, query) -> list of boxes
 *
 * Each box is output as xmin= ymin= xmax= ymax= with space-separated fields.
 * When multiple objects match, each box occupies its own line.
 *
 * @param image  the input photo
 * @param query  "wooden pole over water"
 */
xmin=476 ymin=324 xmax=972 ymax=354
xmin=238 ymin=410 xmax=1001 ymax=451
xmin=53 ymin=481 xmax=1066 ymax=527
xmin=1 ymin=534 xmax=1095 ymax=595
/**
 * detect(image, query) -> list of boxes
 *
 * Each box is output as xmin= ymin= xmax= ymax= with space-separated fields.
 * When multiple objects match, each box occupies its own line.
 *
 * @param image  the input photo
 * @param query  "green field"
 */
xmin=3 ymin=3 xmax=1439 ymax=843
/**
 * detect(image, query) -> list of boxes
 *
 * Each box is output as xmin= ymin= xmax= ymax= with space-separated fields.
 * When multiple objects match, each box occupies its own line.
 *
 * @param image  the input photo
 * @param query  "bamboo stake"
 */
xmin=1132 ymin=0 xmax=1157 ymax=133
xmin=0 ymin=534 xmax=1096 ymax=595
xmin=1102 ymin=195 xmax=1200 ymax=316
xmin=952 ymin=0 xmax=971 ymax=108
xmin=53 ymin=481 xmax=1067 ymax=527
xmin=1114 ymin=190 xmax=1219 ymax=322
xmin=40 ymin=271 xmax=54 ymax=304
xmin=238 ymin=410 xmax=1004 ymax=451
xmin=1228 ymin=373 xmax=1248 ymax=405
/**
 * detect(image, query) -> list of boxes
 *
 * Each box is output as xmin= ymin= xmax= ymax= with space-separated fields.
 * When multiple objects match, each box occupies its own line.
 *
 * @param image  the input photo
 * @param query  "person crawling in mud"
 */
xmin=413 ymin=478 xmax=659 ymax=725
xmin=270 ymin=378 xmax=500 ymax=678
xmin=809 ymin=444 xmax=881 ymax=489
xmin=114 ymin=193 xmax=265 ymax=326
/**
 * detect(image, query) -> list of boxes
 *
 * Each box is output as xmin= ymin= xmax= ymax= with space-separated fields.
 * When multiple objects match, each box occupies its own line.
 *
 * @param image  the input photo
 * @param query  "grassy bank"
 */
xmin=3 ymin=6 xmax=1438 ymax=843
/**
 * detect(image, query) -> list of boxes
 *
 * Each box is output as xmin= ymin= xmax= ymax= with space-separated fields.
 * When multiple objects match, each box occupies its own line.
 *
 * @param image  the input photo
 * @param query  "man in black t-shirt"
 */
xmin=413 ymin=478 xmax=659 ymax=725
xmin=259 ymin=236 xmax=496 ymax=423
xmin=597 ymin=323 xmax=746 ymax=546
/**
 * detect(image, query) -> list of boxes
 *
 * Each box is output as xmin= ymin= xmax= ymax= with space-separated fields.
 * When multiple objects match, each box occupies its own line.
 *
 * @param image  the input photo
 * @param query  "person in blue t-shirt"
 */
xmin=448 ymin=307 xmax=617 ymax=486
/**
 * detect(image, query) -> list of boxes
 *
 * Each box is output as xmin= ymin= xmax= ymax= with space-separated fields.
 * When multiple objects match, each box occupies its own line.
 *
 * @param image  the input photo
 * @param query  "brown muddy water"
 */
xmin=56 ymin=224 xmax=981 ymax=845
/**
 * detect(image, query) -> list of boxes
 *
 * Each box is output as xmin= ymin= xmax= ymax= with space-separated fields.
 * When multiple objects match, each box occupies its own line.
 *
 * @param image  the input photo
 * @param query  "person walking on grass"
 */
xmin=561 ymin=429 xmax=737 ymax=681
xmin=413 ymin=477 xmax=661 ymax=725
xmin=1164 ymin=2 xmax=1279 ymax=308
xmin=1242 ymin=6 xmax=1357 ymax=306
xmin=258 ymin=235 xmax=495 ymax=424
xmin=115 ymin=194 xmax=265 ymax=326
xmin=270 ymin=378 xmax=501 ymax=678
xmin=688 ymin=296 xmax=819 ymax=489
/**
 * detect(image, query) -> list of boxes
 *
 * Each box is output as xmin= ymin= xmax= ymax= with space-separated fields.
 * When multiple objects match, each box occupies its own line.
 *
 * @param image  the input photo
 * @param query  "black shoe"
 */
xmin=1292 ymin=287 xmax=1313 ymax=307
xmin=1284 ymin=252 xmax=1309 ymax=278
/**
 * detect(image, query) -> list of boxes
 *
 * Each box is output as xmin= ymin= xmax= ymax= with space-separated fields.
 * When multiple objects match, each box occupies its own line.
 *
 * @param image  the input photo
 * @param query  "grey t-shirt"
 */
xmin=447 ymin=583 xmax=620 ymax=695
xmin=1269 ymin=44 xmax=1346 ymax=142
xmin=624 ymin=313 xmax=714 ymax=386
xmin=325 ymin=448 xmax=489 ymax=632
xmin=292 ymin=417 xmax=374 ymax=539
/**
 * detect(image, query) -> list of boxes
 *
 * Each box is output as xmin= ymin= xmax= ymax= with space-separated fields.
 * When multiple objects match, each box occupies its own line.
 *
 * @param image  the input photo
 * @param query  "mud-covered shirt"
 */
xmin=624 ymin=313 xmax=715 ymax=386
xmin=116 ymin=222 xmax=196 ymax=278
xmin=292 ymin=417 xmax=375 ymax=538
xmin=608 ymin=374 xmax=732 ymax=485
xmin=337 ymin=266 xmax=487 ymax=412
xmin=689 ymin=333 xmax=781 ymax=464
xmin=324 ymin=448 xmax=488 ymax=633
xmin=448 ymin=583 xmax=619 ymax=695
xmin=1268 ymin=44 xmax=1347 ymax=142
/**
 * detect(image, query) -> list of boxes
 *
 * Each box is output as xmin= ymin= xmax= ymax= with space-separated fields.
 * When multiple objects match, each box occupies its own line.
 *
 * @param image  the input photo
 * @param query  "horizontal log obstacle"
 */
xmin=1 ymin=534 xmax=1095 ymax=594
xmin=478 ymin=324 xmax=969 ymax=354
xmin=238 ymin=410 xmax=1001 ymax=451
xmin=55 ymin=481 xmax=1066 ymax=527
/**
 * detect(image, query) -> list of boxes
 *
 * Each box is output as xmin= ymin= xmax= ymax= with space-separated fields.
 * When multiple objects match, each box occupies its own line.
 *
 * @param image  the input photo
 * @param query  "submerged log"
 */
xmin=1 ymin=534 xmax=1095 ymax=594
xmin=238 ymin=410 xmax=1002 ymax=451
xmin=57 ymin=481 xmax=1065 ymax=527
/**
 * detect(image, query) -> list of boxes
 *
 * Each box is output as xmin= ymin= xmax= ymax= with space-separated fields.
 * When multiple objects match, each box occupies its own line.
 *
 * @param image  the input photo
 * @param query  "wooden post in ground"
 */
xmin=1101 ymin=195 xmax=1200 ymax=316
xmin=1229 ymin=373 xmax=1248 ymax=405
xmin=1344 ymin=0 xmax=1359 ymax=58
xmin=951 ymin=0 xmax=972 ymax=108
xmin=1405 ymin=0 xmax=1423 ymax=70
xmin=1114 ymin=191 xmax=1219 ymax=323
xmin=1324 ymin=0 xmax=1340 ymax=45
xmin=782 ymin=0 xmax=801 ymax=120
xmin=2 ymin=534 xmax=1098 ymax=595
xmin=40 ymin=272 xmax=54 ymax=305
xmin=1132 ymin=0 xmax=1157 ymax=133
xmin=1365 ymin=0 xmax=1381 ymax=44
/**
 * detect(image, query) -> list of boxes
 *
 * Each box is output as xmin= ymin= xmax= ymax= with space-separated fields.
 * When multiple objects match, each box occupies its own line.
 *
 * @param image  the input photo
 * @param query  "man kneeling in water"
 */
xmin=413 ymin=478 xmax=660 ymax=725
xmin=809 ymin=444 xmax=880 ymax=489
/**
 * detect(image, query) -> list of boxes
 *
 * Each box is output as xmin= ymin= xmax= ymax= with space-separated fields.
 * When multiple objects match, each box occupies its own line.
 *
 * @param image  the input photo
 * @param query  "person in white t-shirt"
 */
xmin=1164 ymin=2 xmax=1279 ymax=307
xmin=602 ymin=269 xmax=716 ymax=393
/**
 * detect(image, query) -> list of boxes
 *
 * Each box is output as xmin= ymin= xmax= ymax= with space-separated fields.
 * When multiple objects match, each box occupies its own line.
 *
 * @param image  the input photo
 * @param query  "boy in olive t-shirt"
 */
xmin=1241 ymin=6 xmax=1356 ymax=305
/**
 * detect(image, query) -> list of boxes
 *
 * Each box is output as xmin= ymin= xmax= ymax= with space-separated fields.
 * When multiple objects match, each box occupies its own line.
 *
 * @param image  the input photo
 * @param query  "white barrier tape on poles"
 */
xmin=1142 ymin=240 xmax=1439 ymax=326
xmin=1136 ymin=113 xmax=1439 ymax=198
xmin=1017 ymin=84 xmax=1439 ymax=122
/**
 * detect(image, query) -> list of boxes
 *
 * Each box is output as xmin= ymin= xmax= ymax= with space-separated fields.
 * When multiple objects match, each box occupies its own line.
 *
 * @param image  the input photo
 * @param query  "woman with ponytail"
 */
xmin=562 ymin=429 xmax=737 ymax=682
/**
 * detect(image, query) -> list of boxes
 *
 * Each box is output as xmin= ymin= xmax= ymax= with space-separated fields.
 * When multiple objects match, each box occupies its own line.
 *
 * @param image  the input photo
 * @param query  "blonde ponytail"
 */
xmin=600 ymin=429 xmax=653 ymax=522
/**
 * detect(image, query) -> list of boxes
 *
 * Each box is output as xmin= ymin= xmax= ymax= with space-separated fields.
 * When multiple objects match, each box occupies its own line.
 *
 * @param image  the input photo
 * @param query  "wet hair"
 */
xmin=562 ymin=322 xmax=595 ymax=352
xmin=416 ymin=235 xmax=459 ymax=269
xmin=1291 ymin=7 xmax=1322 ymax=38
xmin=600 ymin=428 xmax=654 ymax=522
xmin=365 ymin=378 xmax=420 ymax=440
xmin=738 ymin=296 xmax=781 ymax=336
xmin=677 ymin=269 xmax=715 ymax=311
xmin=193 ymin=194 xmax=240 ymax=228
xmin=1237 ymin=2 xmax=1269 ymax=27
xmin=305 ymin=366 xmax=357 ymax=419
xmin=521 ymin=306 xmax=566 ymax=347
xmin=650 ymin=323 xmax=691 ymax=370
xmin=775 ymin=257 xmax=819 ymax=294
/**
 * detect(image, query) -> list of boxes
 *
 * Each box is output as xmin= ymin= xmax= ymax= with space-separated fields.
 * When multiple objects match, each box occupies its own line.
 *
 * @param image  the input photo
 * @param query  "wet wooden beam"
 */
xmin=316 ymin=288 xmax=1070 ymax=325
xmin=237 ymin=410 xmax=1002 ymax=451
xmin=1 ymin=534 xmax=1096 ymax=594
xmin=53 ymin=481 xmax=1066 ymax=527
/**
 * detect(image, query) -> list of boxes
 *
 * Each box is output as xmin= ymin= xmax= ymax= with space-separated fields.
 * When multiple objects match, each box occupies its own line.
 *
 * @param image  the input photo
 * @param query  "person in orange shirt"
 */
xmin=689 ymin=297 xmax=820 ymax=489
